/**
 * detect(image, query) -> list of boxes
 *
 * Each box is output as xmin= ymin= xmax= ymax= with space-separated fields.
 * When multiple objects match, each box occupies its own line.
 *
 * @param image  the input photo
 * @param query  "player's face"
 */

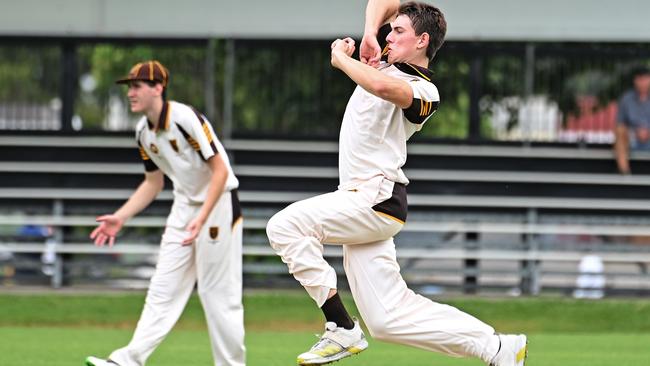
xmin=385 ymin=15 xmax=427 ymax=64
xmin=126 ymin=81 xmax=160 ymax=113
xmin=634 ymin=74 xmax=650 ymax=94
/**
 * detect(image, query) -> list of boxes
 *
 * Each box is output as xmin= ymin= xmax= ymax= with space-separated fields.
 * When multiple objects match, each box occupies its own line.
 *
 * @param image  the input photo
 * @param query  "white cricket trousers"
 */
xmin=110 ymin=191 xmax=245 ymax=366
xmin=266 ymin=176 xmax=499 ymax=363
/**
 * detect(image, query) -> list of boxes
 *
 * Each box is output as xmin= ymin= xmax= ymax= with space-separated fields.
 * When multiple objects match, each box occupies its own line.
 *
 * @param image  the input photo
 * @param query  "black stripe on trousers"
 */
xmin=231 ymin=189 xmax=242 ymax=228
xmin=372 ymin=182 xmax=407 ymax=223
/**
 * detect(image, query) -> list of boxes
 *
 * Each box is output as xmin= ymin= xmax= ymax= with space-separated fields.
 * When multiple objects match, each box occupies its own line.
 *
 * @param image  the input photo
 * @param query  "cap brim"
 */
xmin=115 ymin=77 xmax=166 ymax=85
xmin=115 ymin=77 xmax=152 ymax=85
xmin=115 ymin=77 xmax=134 ymax=85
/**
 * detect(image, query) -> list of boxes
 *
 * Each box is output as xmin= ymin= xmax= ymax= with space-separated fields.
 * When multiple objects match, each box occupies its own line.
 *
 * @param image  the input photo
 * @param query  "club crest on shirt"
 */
xmin=209 ymin=226 xmax=219 ymax=240
xmin=169 ymin=139 xmax=179 ymax=153
xmin=149 ymin=143 xmax=159 ymax=154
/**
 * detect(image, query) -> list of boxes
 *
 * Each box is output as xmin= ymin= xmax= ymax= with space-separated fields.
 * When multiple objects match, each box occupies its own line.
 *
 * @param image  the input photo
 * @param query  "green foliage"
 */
xmin=232 ymin=41 xmax=356 ymax=138
xmin=0 ymin=46 xmax=60 ymax=102
xmin=419 ymin=53 xmax=471 ymax=138
xmin=421 ymin=92 xmax=469 ymax=139
xmin=484 ymin=55 xmax=525 ymax=99
xmin=6 ymin=40 xmax=650 ymax=139
xmin=75 ymin=43 xmax=213 ymax=129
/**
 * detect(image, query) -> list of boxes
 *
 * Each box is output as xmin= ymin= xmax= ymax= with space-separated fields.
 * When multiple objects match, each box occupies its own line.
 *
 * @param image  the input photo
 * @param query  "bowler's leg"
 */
xmin=343 ymin=239 xmax=500 ymax=364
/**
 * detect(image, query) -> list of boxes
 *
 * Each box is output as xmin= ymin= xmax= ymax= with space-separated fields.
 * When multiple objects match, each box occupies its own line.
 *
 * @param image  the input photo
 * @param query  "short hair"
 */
xmin=632 ymin=65 xmax=650 ymax=78
xmin=398 ymin=1 xmax=447 ymax=60
xmin=143 ymin=80 xmax=167 ymax=101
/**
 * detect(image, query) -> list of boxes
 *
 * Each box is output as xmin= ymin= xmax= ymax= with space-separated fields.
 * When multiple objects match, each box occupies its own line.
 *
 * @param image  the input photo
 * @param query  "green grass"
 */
xmin=1 ymin=292 xmax=650 ymax=365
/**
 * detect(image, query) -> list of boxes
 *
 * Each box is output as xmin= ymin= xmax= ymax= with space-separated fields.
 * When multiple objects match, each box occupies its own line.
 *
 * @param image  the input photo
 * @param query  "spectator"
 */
xmin=614 ymin=66 xmax=650 ymax=174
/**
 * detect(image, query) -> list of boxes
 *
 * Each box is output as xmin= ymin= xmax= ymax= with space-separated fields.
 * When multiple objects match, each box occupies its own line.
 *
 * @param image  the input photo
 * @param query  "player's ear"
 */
xmin=418 ymin=32 xmax=430 ymax=50
xmin=154 ymin=83 xmax=164 ymax=96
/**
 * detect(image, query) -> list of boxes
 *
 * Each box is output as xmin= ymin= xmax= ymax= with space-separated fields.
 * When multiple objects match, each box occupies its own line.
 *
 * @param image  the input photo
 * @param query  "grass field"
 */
xmin=1 ymin=291 xmax=649 ymax=365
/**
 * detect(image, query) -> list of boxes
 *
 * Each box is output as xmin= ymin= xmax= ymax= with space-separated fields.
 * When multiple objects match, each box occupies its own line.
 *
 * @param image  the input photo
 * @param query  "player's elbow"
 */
xmin=145 ymin=172 xmax=165 ymax=194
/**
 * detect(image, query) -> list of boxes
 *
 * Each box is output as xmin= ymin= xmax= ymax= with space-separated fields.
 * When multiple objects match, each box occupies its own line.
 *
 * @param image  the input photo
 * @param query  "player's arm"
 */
xmin=115 ymin=170 xmax=165 ymax=221
xmin=331 ymin=38 xmax=413 ymax=108
xmin=614 ymin=98 xmax=631 ymax=174
xmin=182 ymin=154 xmax=228 ymax=245
xmin=91 ymin=170 xmax=164 ymax=247
xmin=180 ymin=109 xmax=228 ymax=245
xmin=361 ymin=0 xmax=400 ymax=66
xmin=614 ymin=124 xmax=630 ymax=174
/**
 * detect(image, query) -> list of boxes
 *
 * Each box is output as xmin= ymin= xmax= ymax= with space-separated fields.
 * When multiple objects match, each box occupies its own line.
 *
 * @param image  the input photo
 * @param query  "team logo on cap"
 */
xmin=209 ymin=226 xmax=219 ymax=240
xmin=169 ymin=139 xmax=179 ymax=153
xmin=149 ymin=143 xmax=159 ymax=154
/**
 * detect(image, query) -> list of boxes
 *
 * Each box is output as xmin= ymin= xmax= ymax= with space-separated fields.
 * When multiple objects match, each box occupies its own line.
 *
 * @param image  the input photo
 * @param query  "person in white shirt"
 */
xmin=266 ymin=2 xmax=527 ymax=366
xmin=85 ymin=60 xmax=245 ymax=366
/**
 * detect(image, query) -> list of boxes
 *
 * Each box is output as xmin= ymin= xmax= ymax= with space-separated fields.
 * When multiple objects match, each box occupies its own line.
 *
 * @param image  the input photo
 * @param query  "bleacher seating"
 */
xmin=1 ymin=133 xmax=650 ymax=295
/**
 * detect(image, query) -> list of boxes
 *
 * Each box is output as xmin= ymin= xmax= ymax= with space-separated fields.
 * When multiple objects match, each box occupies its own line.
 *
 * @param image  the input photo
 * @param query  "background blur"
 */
xmin=1 ymin=0 xmax=650 ymax=299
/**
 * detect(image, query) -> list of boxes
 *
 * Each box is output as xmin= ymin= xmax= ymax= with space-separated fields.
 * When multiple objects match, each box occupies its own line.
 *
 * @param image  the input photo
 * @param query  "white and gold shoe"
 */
xmin=297 ymin=320 xmax=368 ymax=365
xmin=490 ymin=334 xmax=528 ymax=366
xmin=85 ymin=356 xmax=119 ymax=366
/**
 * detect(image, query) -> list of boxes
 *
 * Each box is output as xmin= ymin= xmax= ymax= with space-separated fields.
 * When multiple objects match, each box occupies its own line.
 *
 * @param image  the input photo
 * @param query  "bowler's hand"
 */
xmin=331 ymin=37 xmax=356 ymax=68
xmin=182 ymin=217 xmax=205 ymax=246
xmin=90 ymin=214 xmax=124 ymax=247
xmin=360 ymin=34 xmax=381 ymax=68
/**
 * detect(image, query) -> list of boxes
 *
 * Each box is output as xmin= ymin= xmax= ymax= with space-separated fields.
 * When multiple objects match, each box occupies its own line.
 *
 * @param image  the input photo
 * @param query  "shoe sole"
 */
xmin=297 ymin=339 xmax=368 ymax=365
xmin=85 ymin=357 xmax=117 ymax=366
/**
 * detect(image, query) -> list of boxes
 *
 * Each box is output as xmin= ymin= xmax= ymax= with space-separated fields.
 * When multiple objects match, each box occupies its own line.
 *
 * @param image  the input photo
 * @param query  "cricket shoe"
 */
xmin=297 ymin=320 xmax=368 ymax=365
xmin=489 ymin=334 xmax=528 ymax=366
xmin=85 ymin=356 xmax=119 ymax=366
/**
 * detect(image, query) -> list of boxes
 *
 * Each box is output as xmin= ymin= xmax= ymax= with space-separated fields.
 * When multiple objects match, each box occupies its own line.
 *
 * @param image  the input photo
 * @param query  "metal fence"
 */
xmin=1 ymin=38 xmax=650 ymax=143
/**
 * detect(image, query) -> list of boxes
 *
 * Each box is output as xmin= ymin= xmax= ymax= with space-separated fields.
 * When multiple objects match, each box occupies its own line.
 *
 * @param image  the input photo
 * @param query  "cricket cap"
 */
xmin=116 ymin=60 xmax=169 ymax=87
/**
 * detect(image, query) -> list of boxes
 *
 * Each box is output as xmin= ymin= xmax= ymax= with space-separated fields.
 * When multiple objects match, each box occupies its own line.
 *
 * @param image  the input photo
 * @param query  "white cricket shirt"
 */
xmin=338 ymin=62 xmax=440 ymax=188
xmin=136 ymin=101 xmax=239 ymax=205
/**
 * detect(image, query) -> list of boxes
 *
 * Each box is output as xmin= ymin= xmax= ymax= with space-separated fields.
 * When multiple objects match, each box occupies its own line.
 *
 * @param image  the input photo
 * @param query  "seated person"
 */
xmin=614 ymin=66 xmax=650 ymax=174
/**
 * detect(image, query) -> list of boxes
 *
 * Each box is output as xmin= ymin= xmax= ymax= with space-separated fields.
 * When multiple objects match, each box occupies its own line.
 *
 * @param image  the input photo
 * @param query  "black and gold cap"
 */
xmin=116 ymin=60 xmax=169 ymax=87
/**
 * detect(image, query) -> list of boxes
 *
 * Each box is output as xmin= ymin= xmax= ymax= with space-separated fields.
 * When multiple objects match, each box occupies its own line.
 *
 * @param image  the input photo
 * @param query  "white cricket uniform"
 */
xmin=110 ymin=101 xmax=245 ymax=366
xmin=267 ymin=63 xmax=500 ymax=363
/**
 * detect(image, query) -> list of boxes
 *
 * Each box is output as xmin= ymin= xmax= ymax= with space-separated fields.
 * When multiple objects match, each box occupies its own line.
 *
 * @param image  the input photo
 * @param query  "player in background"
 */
xmin=266 ymin=1 xmax=527 ymax=366
xmin=85 ymin=61 xmax=245 ymax=366
xmin=614 ymin=66 xmax=650 ymax=174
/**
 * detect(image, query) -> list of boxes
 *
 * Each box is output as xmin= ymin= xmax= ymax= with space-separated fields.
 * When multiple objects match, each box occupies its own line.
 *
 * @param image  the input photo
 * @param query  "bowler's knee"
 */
xmin=265 ymin=212 xmax=283 ymax=244
xmin=266 ymin=210 xmax=297 ymax=250
xmin=363 ymin=317 xmax=392 ymax=342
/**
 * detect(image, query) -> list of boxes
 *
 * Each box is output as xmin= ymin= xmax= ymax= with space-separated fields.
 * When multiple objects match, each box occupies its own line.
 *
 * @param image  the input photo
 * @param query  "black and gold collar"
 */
xmin=393 ymin=63 xmax=434 ymax=82
xmin=146 ymin=101 xmax=171 ymax=131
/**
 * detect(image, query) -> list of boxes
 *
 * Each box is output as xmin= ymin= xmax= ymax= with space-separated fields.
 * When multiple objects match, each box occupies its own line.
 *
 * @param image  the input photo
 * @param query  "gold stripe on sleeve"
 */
xmin=202 ymin=122 xmax=214 ymax=143
xmin=139 ymin=147 xmax=150 ymax=160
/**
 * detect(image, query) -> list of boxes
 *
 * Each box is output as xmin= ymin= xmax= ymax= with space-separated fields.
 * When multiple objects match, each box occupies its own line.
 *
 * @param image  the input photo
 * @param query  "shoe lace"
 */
xmin=310 ymin=337 xmax=333 ymax=351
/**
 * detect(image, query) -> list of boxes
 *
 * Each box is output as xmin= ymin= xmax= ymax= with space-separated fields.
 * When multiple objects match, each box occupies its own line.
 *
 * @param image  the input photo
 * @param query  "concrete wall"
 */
xmin=1 ymin=0 xmax=649 ymax=42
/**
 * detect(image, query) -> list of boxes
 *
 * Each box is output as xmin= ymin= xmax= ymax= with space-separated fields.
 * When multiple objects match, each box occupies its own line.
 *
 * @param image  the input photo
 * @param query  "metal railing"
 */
xmin=2 ymin=38 xmax=650 ymax=143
